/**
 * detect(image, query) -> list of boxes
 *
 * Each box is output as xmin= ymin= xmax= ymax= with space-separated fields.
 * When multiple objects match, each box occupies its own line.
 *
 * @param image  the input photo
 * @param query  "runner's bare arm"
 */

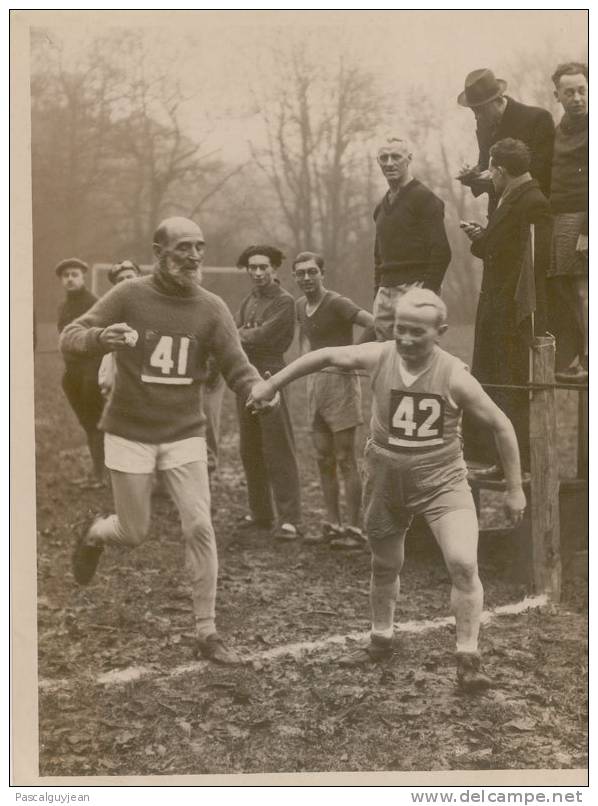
xmin=248 ymin=342 xmax=383 ymax=406
xmin=450 ymin=368 xmax=526 ymax=523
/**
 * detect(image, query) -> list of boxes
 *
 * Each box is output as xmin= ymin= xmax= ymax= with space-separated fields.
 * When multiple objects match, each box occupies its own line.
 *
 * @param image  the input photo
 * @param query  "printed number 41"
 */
xmin=150 ymin=335 xmax=190 ymax=375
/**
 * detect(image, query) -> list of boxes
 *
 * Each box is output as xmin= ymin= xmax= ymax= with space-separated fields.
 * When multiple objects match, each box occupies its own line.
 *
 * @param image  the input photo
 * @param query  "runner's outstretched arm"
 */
xmin=248 ymin=342 xmax=383 ymax=408
xmin=450 ymin=368 xmax=526 ymax=523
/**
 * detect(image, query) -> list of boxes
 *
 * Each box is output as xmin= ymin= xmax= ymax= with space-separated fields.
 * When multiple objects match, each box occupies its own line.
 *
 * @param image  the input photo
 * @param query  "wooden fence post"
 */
xmin=529 ymin=335 xmax=561 ymax=601
xmin=578 ymin=389 xmax=588 ymax=480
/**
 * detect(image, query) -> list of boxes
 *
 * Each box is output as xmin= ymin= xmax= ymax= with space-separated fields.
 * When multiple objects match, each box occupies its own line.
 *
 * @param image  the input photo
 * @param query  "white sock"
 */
xmin=196 ymin=619 xmax=217 ymax=641
xmin=88 ymin=515 xmax=118 ymax=545
xmin=371 ymin=626 xmax=394 ymax=640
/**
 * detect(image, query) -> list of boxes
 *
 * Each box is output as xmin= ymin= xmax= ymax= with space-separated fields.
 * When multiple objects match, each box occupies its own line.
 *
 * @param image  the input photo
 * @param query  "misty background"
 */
xmin=30 ymin=10 xmax=588 ymax=335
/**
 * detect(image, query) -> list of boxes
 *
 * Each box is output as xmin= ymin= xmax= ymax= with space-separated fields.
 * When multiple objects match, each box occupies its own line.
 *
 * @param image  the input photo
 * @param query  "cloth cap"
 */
xmin=108 ymin=260 xmax=142 ymax=285
xmin=457 ymin=68 xmax=507 ymax=108
xmin=55 ymin=258 xmax=89 ymax=277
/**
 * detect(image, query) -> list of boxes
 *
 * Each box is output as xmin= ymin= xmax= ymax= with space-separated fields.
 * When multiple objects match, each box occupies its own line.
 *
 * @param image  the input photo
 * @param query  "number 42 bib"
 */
xmin=388 ymin=391 xmax=445 ymax=448
xmin=141 ymin=330 xmax=199 ymax=385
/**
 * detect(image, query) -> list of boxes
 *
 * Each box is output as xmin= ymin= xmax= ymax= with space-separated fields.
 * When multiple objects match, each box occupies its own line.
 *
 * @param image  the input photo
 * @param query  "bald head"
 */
xmin=153 ymin=216 xmax=206 ymax=290
xmin=153 ymin=217 xmax=205 ymax=250
xmin=395 ymin=288 xmax=447 ymax=327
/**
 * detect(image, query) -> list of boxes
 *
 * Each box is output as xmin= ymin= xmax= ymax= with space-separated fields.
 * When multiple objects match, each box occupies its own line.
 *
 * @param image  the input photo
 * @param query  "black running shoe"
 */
xmin=72 ymin=518 xmax=104 ymax=585
xmin=340 ymin=634 xmax=396 ymax=665
xmin=456 ymin=651 xmax=492 ymax=691
xmin=194 ymin=633 xmax=241 ymax=665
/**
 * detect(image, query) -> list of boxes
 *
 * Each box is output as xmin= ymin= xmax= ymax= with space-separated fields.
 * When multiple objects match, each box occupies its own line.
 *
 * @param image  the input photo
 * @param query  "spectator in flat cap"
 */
xmin=456 ymin=68 xmax=554 ymax=216
xmin=55 ymin=257 xmax=105 ymax=487
xmin=55 ymin=257 xmax=89 ymax=277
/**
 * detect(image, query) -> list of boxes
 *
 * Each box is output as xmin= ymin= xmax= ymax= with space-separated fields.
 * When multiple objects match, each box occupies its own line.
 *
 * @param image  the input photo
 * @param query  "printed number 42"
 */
xmin=150 ymin=335 xmax=190 ymax=375
xmin=392 ymin=396 xmax=441 ymax=438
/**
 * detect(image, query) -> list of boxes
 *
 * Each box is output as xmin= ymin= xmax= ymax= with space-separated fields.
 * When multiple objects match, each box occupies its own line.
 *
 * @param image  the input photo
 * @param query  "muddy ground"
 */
xmin=34 ymin=352 xmax=587 ymax=777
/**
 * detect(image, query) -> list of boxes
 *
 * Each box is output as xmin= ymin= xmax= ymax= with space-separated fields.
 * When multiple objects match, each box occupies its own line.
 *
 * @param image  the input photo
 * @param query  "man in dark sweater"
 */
xmin=373 ymin=137 xmax=451 ymax=340
xmin=55 ymin=258 xmax=105 ymax=486
xmin=235 ymin=244 xmax=302 ymax=540
xmin=547 ymin=62 xmax=588 ymax=382
xmin=457 ymin=69 xmax=555 ymax=216
xmin=60 ymin=217 xmax=269 ymax=664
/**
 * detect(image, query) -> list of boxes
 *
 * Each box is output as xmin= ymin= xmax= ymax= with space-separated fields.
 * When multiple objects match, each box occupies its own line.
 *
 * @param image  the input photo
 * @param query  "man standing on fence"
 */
xmin=456 ymin=68 xmax=555 ymax=216
xmin=248 ymin=288 xmax=526 ymax=691
xmin=547 ymin=62 xmax=589 ymax=384
xmin=372 ymin=137 xmax=451 ymax=341
xmin=56 ymin=258 xmax=105 ymax=488
xmin=60 ymin=217 xmax=271 ymax=665
xmin=461 ymin=138 xmax=552 ymax=479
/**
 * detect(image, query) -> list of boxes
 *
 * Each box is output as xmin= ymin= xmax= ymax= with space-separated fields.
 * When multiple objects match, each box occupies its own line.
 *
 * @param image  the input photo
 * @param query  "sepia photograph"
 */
xmin=11 ymin=8 xmax=588 ymax=786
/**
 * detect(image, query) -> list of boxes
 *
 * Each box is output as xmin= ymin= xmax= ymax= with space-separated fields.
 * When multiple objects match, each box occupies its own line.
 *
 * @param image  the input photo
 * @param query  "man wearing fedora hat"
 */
xmin=457 ymin=68 xmax=554 ymax=215
xmin=55 ymin=257 xmax=105 ymax=487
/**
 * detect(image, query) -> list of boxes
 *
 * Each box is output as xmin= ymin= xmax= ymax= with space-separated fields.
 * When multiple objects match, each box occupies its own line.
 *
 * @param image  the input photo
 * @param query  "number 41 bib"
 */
xmin=141 ymin=330 xmax=199 ymax=385
xmin=388 ymin=391 xmax=445 ymax=448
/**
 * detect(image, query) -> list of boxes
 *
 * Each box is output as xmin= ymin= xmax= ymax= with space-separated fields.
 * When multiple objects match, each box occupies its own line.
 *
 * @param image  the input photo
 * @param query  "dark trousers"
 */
xmin=236 ymin=389 xmax=302 ymax=526
xmin=62 ymin=363 xmax=105 ymax=478
xmin=464 ymin=303 xmax=530 ymax=471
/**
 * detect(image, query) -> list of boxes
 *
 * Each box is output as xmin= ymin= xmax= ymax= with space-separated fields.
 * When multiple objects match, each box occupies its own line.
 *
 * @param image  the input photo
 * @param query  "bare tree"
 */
xmin=249 ymin=42 xmax=384 ymax=289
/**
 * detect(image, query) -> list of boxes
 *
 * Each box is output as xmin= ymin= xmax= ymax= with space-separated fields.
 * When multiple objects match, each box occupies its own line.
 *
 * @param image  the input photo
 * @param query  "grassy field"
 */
xmin=34 ymin=350 xmax=587 ymax=778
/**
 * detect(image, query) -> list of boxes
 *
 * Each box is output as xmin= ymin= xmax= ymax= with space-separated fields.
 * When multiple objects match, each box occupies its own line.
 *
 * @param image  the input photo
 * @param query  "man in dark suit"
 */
xmin=456 ymin=69 xmax=555 ymax=216
xmin=461 ymin=139 xmax=552 ymax=478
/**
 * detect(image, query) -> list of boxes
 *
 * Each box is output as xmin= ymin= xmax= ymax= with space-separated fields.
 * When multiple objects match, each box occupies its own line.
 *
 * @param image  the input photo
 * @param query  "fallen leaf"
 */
xmin=504 ymin=718 xmax=536 ymax=732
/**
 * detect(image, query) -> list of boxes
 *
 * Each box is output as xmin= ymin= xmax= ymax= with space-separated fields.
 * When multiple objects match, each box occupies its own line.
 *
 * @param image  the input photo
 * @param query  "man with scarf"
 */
xmin=60 ymin=217 xmax=269 ymax=664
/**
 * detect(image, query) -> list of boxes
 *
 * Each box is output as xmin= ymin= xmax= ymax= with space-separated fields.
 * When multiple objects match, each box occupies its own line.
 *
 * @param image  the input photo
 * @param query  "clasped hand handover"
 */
xmin=99 ymin=323 xmax=139 ymax=349
xmin=246 ymin=373 xmax=280 ymax=414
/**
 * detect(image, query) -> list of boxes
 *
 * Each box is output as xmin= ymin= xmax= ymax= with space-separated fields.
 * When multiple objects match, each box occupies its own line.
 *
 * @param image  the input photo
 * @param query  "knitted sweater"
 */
xmin=60 ymin=273 xmax=262 ymax=443
xmin=236 ymin=281 xmax=295 ymax=374
xmin=550 ymin=114 xmax=588 ymax=233
xmin=373 ymin=179 xmax=451 ymax=291
xmin=57 ymin=287 xmax=100 ymax=369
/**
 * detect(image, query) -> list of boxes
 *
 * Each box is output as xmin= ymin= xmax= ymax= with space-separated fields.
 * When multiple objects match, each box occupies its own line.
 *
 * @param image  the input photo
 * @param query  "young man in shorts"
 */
xmin=249 ymin=288 xmax=526 ymax=690
xmin=293 ymin=251 xmax=374 ymax=549
xmin=60 ymin=217 xmax=271 ymax=664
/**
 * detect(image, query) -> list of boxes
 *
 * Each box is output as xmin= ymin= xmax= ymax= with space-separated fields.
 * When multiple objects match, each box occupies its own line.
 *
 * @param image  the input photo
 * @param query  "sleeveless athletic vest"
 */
xmin=370 ymin=343 xmax=466 ymax=457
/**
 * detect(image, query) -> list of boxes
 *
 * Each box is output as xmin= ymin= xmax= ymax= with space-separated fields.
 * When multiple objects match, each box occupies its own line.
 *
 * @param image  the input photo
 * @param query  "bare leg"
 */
xmin=312 ymin=429 xmax=341 ymax=526
xmin=427 ymin=509 xmax=483 ymax=653
xmin=368 ymin=530 xmax=407 ymax=637
xmin=332 ymin=427 xmax=362 ymax=529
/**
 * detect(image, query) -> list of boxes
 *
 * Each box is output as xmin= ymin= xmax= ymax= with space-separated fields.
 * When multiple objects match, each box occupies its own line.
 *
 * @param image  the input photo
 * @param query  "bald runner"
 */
xmin=249 ymin=289 xmax=526 ymax=690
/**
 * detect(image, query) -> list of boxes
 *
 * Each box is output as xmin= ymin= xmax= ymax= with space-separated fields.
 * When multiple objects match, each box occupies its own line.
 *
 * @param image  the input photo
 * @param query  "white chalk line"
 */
xmin=38 ymin=595 xmax=549 ymax=693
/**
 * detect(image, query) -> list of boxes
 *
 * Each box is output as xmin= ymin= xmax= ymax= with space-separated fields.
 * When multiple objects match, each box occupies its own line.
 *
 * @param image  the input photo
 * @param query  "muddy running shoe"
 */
xmin=456 ymin=651 xmax=492 ymax=691
xmin=340 ymin=634 xmax=396 ymax=665
xmin=72 ymin=517 xmax=104 ymax=585
xmin=194 ymin=633 xmax=241 ymax=665
xmin=304 ymin=521 xmax=343 ymax=544
xmin=330 ymin=525 xmax=367 ymax=550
